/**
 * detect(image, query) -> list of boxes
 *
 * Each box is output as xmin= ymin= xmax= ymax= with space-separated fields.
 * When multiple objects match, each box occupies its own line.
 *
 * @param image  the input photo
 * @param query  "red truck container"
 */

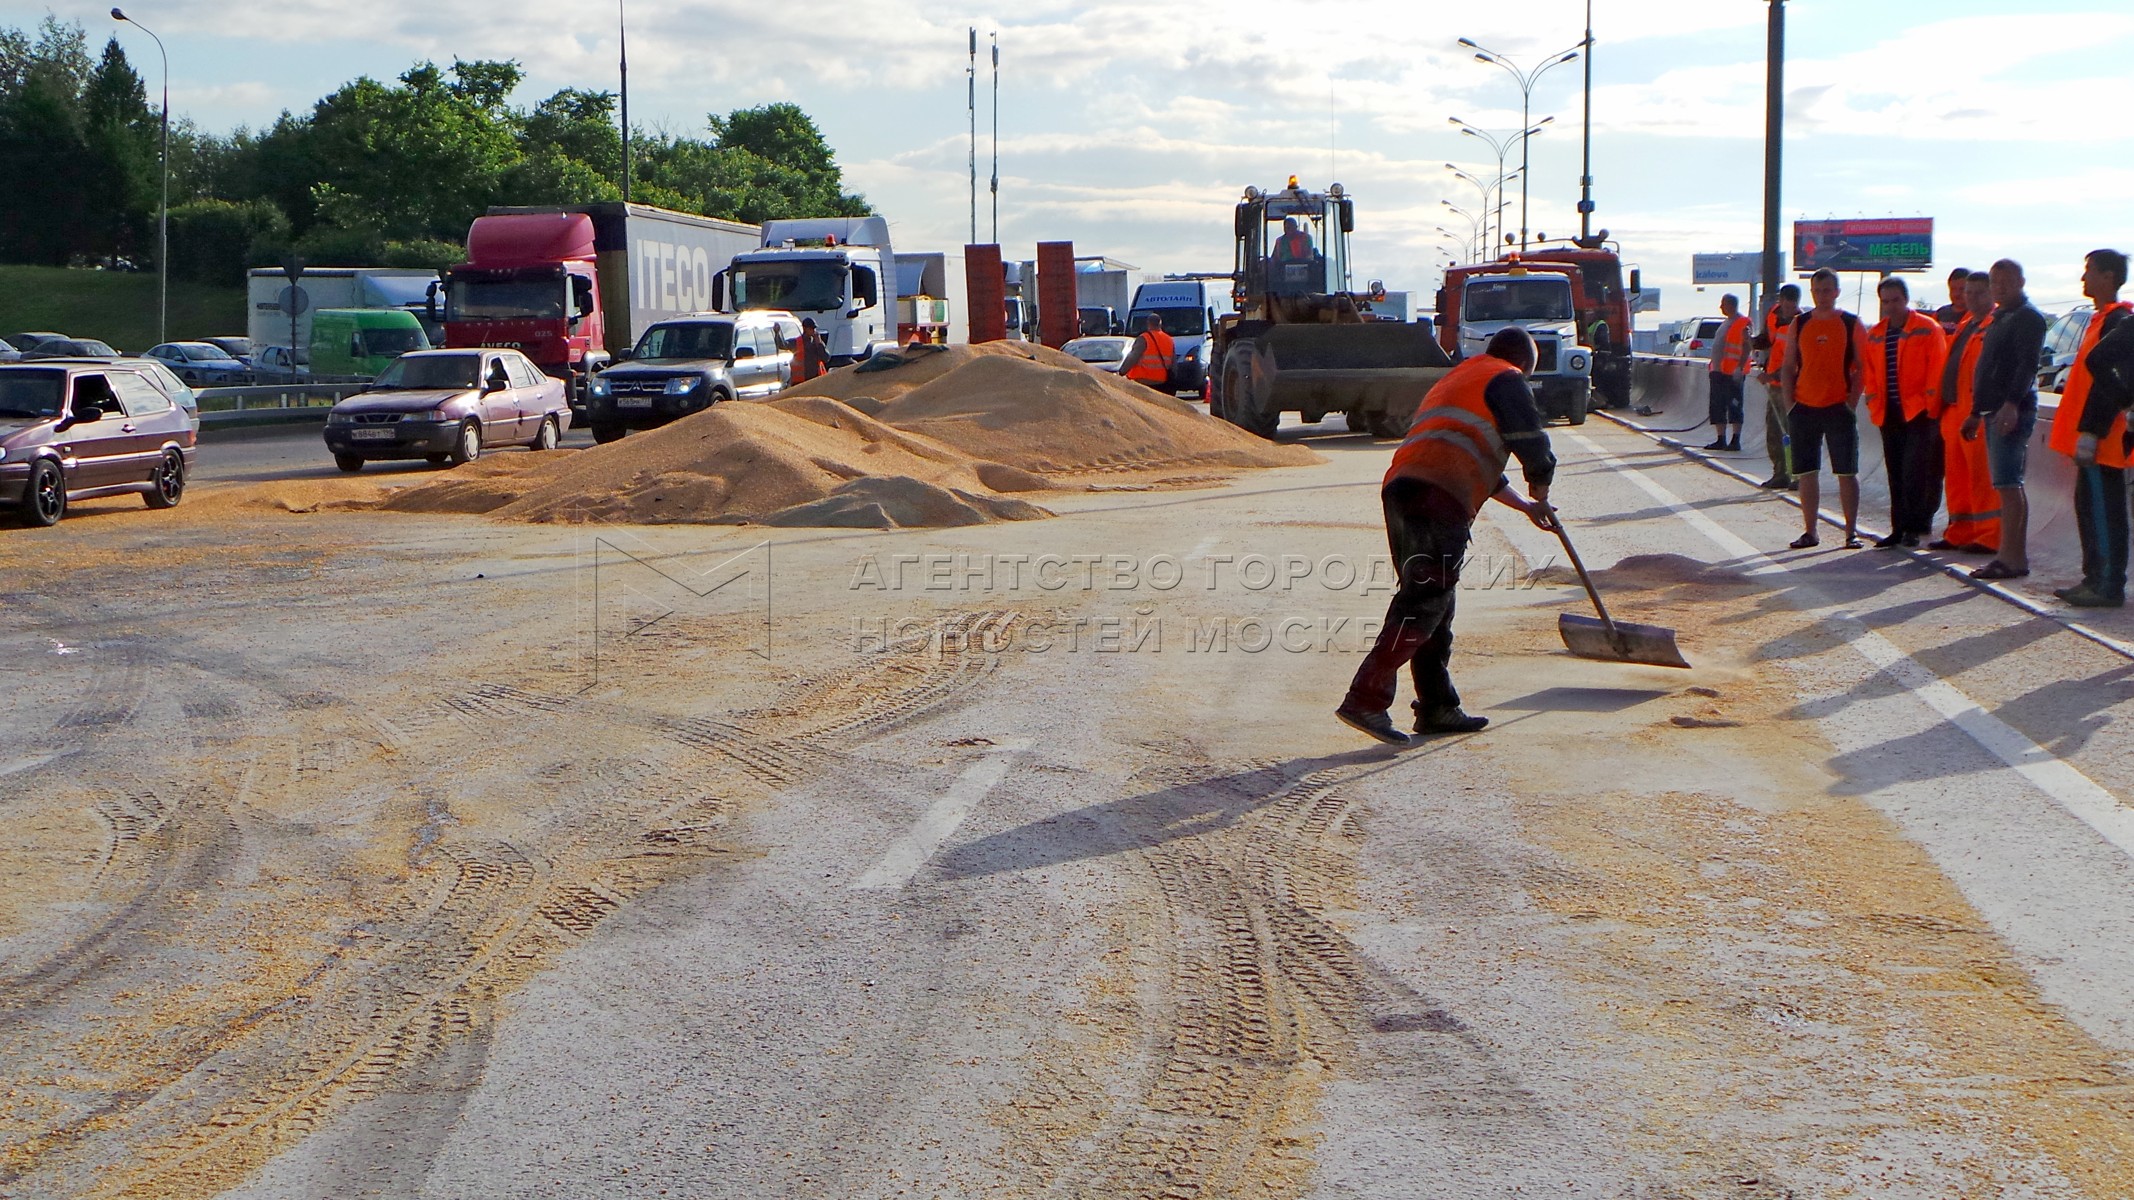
xmin=443 ymin=203 xmax=759 ymax=408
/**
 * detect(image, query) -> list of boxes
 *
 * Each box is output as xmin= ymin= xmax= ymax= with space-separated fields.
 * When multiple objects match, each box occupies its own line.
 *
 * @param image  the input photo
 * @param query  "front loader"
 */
xmin=1209 ymin=179 xmax=1452 ymax=439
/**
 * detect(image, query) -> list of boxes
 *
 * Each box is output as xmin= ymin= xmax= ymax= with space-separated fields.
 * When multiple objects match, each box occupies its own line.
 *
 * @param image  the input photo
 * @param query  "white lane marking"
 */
xmin=854 ymin=738 xmax=1032 ymax=891
xmin=1569 ymin=430 xmax=2134 ymax=861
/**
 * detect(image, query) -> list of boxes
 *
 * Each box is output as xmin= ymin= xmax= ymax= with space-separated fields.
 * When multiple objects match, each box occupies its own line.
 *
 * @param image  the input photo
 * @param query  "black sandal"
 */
xmin=1972 ymin=561 xmax=2030 ymax=580
xmin=1789 ymin=532 xmax=1818 ymax=550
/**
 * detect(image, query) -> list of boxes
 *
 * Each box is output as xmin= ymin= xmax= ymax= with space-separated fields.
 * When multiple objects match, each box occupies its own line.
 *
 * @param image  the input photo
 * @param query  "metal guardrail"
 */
xmin=193 ymin=381 xmax=371 ymax=413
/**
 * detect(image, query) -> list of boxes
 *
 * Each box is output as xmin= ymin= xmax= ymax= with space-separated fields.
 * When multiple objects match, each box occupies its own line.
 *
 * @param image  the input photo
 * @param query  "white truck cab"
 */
xmin=716 ymin=217 xmax=897 ymax=365
xmin=1457 ymin=270 xmax=1593 ymax=424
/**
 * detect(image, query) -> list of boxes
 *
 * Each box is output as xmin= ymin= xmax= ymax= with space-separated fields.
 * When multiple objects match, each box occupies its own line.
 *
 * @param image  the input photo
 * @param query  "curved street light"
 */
xmin=110 ymin=7 xmax=167 ymax=344
xmin=1450 ymin=116 xmax=1548 ymax=253
xmin=1457 ymin=36 xmax=1582 ymax=251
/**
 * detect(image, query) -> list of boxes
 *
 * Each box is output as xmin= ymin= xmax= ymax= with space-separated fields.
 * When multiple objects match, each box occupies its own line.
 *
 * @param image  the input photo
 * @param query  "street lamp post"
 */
xmin=1458 ymin=37 xmax=1581 ymax=251
xmin=1447 ymin=162 xmax=1522 ymax=260
xmin=1441 ymin=202 xmax=1484 ymax=262
xmin=110 ymin=7 xmax=166 ymax=344
xmin=618 ymin=0 xmax=630 ymax=201
xmin=1449 ymin=116 xmax=1547 ymax=254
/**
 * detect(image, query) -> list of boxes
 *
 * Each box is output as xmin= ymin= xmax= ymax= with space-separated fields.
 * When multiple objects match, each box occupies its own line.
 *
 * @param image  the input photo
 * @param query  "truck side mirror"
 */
xmin=1629 ymin=268 xmax=1642 ymax=294
xmin=1338 ymin=199 xmax=1355 ymax=233
xmin=712 ymin=270 xmax=728 ymax=311
xmin=733 ymin=345 xmax=756 ymax=360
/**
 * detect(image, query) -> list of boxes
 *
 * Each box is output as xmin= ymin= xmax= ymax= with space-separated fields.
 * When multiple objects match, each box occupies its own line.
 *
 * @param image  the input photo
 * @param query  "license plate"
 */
xmin=350 ymin=428 xmax=396 ymax=441
xmin=617 ymin=395 xmax=653 ymax=408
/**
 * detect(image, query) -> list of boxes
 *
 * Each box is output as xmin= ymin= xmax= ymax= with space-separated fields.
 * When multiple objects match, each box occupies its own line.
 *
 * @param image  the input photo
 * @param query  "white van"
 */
xmin=1125 ymin=278 xmax=1230 ymax=394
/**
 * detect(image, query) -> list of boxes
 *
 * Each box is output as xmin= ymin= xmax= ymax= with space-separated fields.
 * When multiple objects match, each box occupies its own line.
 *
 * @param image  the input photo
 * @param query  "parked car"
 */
xmin=322 ymin=348 xmax=571 ymax=472
xmin=203 ymin=336 xmax=254 ymax=365
xmin=1062 ymin=335 xmax=1135 ymax=374
xmin=309 ymin=308 xmax=429 ymax=379
xmin=24 ymin=338 xmax=120 ymax=359
xmin=256 ymin=344 xmax=309 ymax=378
xmin=5 ymin=332 xmax=65 ymax=353
xmin=0 ymin=338 xmax=18 ymax=363
xmin=0 ymin=361 xmax=198 ymax=526
xmin=582 ymin=310 xmax=800 ymax=443
xmin=145 ymin=341 xmax=253 ymax=385
xmin=2039 ymin=305 xmax=2092 ymax=393
xmin=1667 ymin=317 xmax=1725 ymax=360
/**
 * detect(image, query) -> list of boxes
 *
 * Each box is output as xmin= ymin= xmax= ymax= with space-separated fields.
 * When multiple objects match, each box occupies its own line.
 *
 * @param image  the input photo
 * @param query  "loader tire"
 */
xmin=1220 ymin=344 xmax=1279 ymax=440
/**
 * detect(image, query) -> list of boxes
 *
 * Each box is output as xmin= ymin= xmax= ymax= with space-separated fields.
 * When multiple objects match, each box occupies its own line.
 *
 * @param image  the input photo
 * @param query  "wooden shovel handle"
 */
xmin=1548 ymin=515 xmax=1619 ymax=633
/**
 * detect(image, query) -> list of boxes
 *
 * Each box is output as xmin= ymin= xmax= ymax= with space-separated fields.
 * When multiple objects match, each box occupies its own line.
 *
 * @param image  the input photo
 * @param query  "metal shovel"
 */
xmin=1545 ymin=514 xmax=1691 ymax=669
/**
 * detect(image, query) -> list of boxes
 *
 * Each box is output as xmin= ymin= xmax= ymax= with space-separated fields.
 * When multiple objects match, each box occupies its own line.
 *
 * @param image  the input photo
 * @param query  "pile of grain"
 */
xmin=786 ymin=342 xmax=1316 ymax=474
xmin=379 ymin=398 xmax=1053 ymax=527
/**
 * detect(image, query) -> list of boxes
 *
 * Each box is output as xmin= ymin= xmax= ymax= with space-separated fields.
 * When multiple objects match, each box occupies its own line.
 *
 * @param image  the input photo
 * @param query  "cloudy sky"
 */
xmin=21 ymin=0 xmax=2133 ymax=321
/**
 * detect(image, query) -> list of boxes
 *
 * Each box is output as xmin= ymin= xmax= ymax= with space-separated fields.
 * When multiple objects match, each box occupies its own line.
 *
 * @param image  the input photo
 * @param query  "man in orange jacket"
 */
xmin=1932 ymin=271 xmax=2000 ymax=555
xmin=1336 ymin=327 xmax=1557 ymax=746
xmin=1703 ymin=293 xmax=1753 ymax=452
xmin=1865 ymin=276 xmax=1950 ymax=548
xmin=2050 ymin=248 xmax=2134 ymax=606
xmin=1119 ymin=314 xmax=1176 ymax=391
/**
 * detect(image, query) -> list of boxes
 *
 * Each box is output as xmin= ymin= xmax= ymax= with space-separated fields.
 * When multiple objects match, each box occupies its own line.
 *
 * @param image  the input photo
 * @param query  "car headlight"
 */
xmin=665 ymin=376 xmax=702 ymax=395
xmin=401 ymin=409 xmax=445 ymax=422
xmin=327 ymin=411 xmax=353 ymax=424
xmin=1568 ymin=353 xmax=1588 ymax=372
xmin=589 ymin=377 xmax=611 ymax=397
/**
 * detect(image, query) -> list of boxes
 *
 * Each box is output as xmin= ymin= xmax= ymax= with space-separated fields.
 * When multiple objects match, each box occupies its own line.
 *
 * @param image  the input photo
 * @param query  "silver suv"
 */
xmin=583 ymin=311 xmax=800 ymax=443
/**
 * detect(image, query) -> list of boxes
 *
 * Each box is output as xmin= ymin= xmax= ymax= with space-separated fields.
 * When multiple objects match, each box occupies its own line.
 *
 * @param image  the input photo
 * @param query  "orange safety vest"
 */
xmin=794 ymin=333 xmax=828 ymax=382
xmin=1760 ymin=307 xmax=1799 ymax=379
xmin=1711 ymin=314 xmax=1753 ymax=375
xmin=1955 ymin=310 xmax=1994 ymax=414
xmin=1865 ymin=310 xmax=1950 ymax=424
xmin=1791 ymin=309 xmax=1866 ymax=408
xmin=1275 ymin=232 xmax=1313 ymax=260
xmin=1384 ymin=355 xmax=1523 ymax=518
xmin=1124 ymin=328 xmax=1175 ymax=383
xmin=2048 ymin=300 xmax=2134 ymax=468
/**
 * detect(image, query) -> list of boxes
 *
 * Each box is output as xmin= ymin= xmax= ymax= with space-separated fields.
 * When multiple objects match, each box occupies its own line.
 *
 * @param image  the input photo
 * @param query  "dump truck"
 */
xmin=1436 ymin=258 xmax=1594 ymax=424
xmin=1209 ymin=178 xmax=1452 ymax=438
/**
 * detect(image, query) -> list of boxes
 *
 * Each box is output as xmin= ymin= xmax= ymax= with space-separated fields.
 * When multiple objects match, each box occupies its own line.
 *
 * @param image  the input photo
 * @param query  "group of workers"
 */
xmin=1335 ymin=250 xmax=2134 ymax=747
xmin=1699 ymin=253 xmax=2134 ymax=602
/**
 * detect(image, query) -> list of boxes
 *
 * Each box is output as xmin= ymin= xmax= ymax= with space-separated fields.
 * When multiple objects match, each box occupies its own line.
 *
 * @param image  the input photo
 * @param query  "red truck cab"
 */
xmin=445 ymin=212 xmax=605 ymax=396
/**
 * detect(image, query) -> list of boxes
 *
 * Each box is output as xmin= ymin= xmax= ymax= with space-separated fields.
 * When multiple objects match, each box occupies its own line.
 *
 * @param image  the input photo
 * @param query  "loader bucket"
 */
xmin=1260 ymin=322 xmax=1454 ymax=414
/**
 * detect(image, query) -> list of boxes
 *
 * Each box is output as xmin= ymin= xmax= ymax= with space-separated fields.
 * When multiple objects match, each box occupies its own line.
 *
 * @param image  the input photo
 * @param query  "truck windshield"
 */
xmin=449 ymin=278 xmax=566 ymax=321
xmin=361 ymin=327 xmax=428 ymax=357
xmin=0 ymin=371 xmax=64 ymax=418
xmin=733 ymin=263 xmax=846 ymax=312
xmin=633 ymin=322 xmax=734 ymax=361
xmin=371 ymin=355 xmax=479 ymax=390
xmin=1126 ymin=308 xmax=1207 ymax=337
xmin=1464 ymin=279 xmax=1573 ymax=323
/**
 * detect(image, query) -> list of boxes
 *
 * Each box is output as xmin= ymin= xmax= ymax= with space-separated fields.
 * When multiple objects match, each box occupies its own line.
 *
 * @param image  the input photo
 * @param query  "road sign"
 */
xmin=1692 ymin=252 xmax=1784 ymax=285
xmin=277 ymin=285 xmax=310 ymax=317
xmin=1793 ymin=219 xmax=1933 ymax=273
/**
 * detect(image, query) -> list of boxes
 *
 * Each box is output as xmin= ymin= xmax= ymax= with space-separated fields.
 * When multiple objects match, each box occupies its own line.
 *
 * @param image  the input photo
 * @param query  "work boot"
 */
xmin=1873 ymin=532 xmax=1905 ymax=549
xmin=1336 ymin=706 xmax=1411 ymax=746
xmin=1701 ymin=438 xmax=1727 ymax=451
xmin=2061 ymin=585 xmax=2126 ymax=608
xmin=1414 ymin=706 xmax=1489 ymax=735
xmin=1726 ymin=436 xmax=1742 ymax=452
xmin=1758 ymin=475 xmax=1795 ymax=490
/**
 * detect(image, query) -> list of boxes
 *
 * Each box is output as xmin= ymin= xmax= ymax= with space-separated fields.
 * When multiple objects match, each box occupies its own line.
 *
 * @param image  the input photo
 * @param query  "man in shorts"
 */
xmin=1962 ymin=259 xmax=2051 ymax=580
xmin=1781 ymin=268 xmax=1871 ymax=549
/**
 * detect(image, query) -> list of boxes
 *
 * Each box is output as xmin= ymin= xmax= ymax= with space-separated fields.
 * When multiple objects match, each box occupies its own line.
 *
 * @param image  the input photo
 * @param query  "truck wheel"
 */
xmin=1567 ymin=387 xmax=1589 ymax=426
xmin=1220 ymin=344 xmax=1279 ymax=439
xmin=1345 ymin=410 xmax=1367 ymax=433
xmin=591 ymin=424 xmax=626 ymax=445
xmin=1366 ymin=410 xmax=1407 ymax=439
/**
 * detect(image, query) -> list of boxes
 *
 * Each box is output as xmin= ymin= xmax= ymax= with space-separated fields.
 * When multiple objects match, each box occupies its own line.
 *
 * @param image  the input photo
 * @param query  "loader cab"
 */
xmin=1236 ymin=178 xmax=1353 ymax=299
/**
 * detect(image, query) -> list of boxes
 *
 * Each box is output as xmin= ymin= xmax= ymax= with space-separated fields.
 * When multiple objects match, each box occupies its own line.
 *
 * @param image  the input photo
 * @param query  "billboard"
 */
xmin=1692 ymin=252 xmax=1785 ymax=285
xmin=1793 ymin=219 xmax=1933 ymax=273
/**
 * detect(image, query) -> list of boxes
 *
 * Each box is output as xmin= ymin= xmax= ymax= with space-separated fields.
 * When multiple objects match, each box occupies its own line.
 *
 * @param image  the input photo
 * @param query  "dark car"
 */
xmin=0 ymin=362 xmax=198 ymax=526
xmin=145 ymin=341 xmax=253 ymax=385
xmin=24 ymin=338 xmax=121 ymax=359
xmin=582 ymin=310 xmax=798 ymax=443
xmin=323 ymin=348 xmax=571 ymax=471
xmin=0 ymin=338 xmax=19 ymax=363
xmin=203 ymin=336 xmax=254 ymax=365
xmin=5 ymin=332 xmax=65 ymax=353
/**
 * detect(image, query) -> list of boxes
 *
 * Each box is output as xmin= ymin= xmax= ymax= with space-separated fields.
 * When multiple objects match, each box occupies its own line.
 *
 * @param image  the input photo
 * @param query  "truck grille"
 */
xmin=1534 ymin=338 xmax=1559 ymax=372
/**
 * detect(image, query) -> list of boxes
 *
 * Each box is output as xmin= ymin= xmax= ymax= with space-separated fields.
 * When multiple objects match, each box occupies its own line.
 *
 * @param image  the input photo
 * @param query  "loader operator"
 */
xmin=1272 ymin=217 xmax=1315 ymax=263
xmin=1120 ymin=314 xmax=1176 ymax=390
xmin=1336 ymin=326 xmax=1557 ymax=747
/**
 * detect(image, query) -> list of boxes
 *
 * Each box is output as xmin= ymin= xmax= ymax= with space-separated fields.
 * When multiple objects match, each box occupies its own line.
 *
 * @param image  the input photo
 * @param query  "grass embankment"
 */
xmin=0 ymin=265 xmax=246 ymax=354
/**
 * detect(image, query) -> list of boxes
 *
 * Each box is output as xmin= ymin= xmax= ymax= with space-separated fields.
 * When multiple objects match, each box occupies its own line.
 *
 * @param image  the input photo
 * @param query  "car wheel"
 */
xmin=530 ymin=416 xmax=560 ymax=452
xmin=448 ymin=419 xmax=482 ymax=466
xmin=425 ymin=453 xmax=450 ymax=465
xmin=335 ymin=453 xmax=366 ymax=473
xmin=1345 ymin=410 xmax=1368 ymax=433
xmin=1567 ymin=387 xmax=1589 ymax=426
xmin=591 ymin=424 xmax=626 ymax=444
xmin=144 ymin=448 xmax=186 ymax=507
xmin=20 ymin=458 xmax=64 ymax=526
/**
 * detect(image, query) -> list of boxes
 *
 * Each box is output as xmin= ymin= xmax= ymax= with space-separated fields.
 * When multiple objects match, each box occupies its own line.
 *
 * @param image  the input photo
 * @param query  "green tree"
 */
xmin=0 ymin=19 xmax=101 ymax=264
xmin=79 ymin=37 xmax=157 ymax=262
xmin=298 ymin=59 xmax=523 ymax=242
xmin=166 ymin=197 xmax=289 ymax=284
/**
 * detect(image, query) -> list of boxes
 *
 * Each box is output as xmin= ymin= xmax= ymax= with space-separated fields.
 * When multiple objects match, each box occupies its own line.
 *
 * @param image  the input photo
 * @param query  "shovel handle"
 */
xmin=1547 ymin=515 xmax=1620 ymax=633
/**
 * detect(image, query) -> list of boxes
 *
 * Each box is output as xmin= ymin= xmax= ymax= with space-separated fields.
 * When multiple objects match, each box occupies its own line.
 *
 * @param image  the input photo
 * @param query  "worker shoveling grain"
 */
xmin=372 ymin=341 xmax=1317 ymax=528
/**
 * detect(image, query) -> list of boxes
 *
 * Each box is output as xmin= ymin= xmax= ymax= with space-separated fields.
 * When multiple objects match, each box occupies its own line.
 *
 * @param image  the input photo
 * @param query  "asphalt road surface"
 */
xmin=4 ymin=412 xmax=2133 ymax=1198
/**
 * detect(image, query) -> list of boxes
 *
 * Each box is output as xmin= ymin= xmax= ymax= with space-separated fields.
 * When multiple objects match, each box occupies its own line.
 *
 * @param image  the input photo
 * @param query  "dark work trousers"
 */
xmin=1763 ymin=389 xmax=1792 ymax=482
xmin=1343 ymin=478 xmax=1473 ymax=719
xmin=1880 ymin=413 xmax=1945 ymax=537
xmin=2075 ymin=463 xmax=2130 ymax=598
